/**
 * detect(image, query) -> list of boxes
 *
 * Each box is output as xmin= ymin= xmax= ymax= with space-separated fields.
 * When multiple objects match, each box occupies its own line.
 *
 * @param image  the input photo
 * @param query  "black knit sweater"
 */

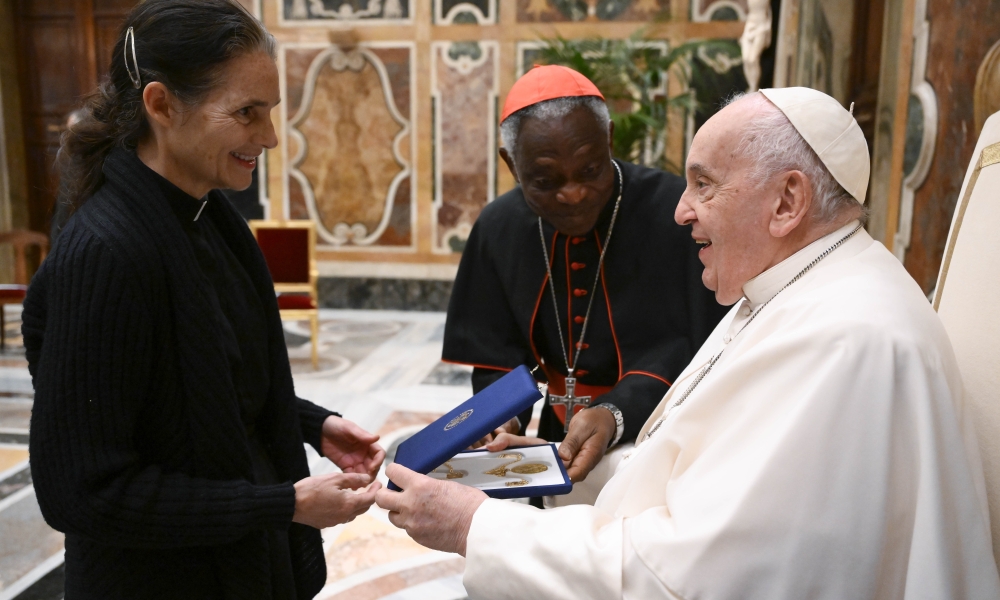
xmin=23 ymin=149 xmax=334 ymax=600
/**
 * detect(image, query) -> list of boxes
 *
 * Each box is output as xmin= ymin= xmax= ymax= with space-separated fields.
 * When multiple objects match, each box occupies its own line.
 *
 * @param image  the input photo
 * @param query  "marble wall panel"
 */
xmin=904 ymin=0 xmax=1000 ymax=294
xmin=691 ymin=0 xmax=747 ymax=22
xmin=434 ymin=0 xmax=496 ymax=23
xmin=690 ymin=39 xmax=747 ymax=131
xmin=285 ymin=44 xmax=414 ymax=249
xmin=282 ymin=0 xmax=411 ymax=23
xmin=236 ymin=0 xmax=261 ymax=17
xmin=431 ymin=41 xmax=498 ymax=253
xmin=517 ymin=0 xmax=669 ymax=22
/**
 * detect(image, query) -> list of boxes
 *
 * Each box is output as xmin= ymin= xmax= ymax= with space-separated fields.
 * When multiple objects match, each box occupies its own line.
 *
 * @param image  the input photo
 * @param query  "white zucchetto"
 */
xmin=760 ymin=87 xmax=871 ymax=204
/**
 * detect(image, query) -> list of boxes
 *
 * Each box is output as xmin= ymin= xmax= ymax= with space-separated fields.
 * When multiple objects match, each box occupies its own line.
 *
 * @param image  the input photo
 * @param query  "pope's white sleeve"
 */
xmin=463 ymin=500 xmax=623 ymax=600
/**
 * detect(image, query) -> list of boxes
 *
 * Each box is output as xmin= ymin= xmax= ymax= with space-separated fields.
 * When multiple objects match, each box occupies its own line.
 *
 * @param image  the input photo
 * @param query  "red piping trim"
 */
xmin=565 ymin=235 xmax=574 ymax=368
xmin=441 ymin=358 xmax=513 ymax=373
xmin=622 ymin=370 xmax=672 ymax=387
xmin=529 ymin=231 xmax=560 ymax=370
xmin=595 ymin=231 xmax=624 ymax=381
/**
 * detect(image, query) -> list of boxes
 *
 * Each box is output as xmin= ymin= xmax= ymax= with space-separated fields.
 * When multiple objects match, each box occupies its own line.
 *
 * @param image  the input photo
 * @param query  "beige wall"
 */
xmin=254 ymin=0 xmax=745 ymax=279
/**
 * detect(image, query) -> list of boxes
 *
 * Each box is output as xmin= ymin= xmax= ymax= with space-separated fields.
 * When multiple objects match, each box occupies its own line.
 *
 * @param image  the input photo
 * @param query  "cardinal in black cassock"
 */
xmin=443 ymin=65 xmax=728 ymax=482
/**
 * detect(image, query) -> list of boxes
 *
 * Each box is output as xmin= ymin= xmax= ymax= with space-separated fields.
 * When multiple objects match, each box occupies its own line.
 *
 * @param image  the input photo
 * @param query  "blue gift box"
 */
xmin=388 ymin=365 xmax=573 ymax=498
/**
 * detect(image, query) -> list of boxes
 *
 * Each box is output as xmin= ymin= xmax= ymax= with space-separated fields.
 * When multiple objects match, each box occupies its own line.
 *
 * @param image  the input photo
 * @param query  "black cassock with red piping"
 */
xmin=443 ymin=159 xmax=729 ymax=444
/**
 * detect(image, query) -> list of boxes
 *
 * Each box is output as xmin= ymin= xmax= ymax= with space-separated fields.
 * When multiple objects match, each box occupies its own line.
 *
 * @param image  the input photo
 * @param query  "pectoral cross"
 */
xmin=549 ymin=377 xmax=591 ymax=432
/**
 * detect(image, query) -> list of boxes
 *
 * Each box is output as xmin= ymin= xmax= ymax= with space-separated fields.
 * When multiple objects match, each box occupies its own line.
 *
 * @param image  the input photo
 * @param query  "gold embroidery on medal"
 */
xmin=433 ymin=461 xmax=465 ymax=479
xmin=483 ymin=453 xmax=549 ymax=486
xmin=483 ymin=452 xmax=523 ymax=477
xmin=511 ymin=463 xmax=548 ymax=475
xmin=444 ymin=409 xmax=474 ymax=431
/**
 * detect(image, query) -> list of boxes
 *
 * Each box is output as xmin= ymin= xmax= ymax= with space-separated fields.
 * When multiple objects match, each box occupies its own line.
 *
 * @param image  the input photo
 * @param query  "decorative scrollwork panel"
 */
xmin=431 ymin=41 xmax=499 ymax=253
xmin=284 ymin=44 xmax=414 ymax=249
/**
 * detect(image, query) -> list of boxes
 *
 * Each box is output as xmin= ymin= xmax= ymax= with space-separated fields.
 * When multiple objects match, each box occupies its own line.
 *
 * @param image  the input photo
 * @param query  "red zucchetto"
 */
xmin=499 ymin=65 xmax=605 ymax=123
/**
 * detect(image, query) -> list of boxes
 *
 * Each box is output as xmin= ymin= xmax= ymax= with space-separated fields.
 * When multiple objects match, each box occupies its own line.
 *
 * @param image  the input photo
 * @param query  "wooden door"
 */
xmin=846 ymin=0 xmax=884 ymax=156
xmin=14 ymin=0 xmax=136 ymax=235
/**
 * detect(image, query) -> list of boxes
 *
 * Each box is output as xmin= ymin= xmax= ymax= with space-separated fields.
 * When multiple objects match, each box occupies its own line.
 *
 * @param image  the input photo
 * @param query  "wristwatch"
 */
xmin=593 ymin=402 xmax=624 ymax=448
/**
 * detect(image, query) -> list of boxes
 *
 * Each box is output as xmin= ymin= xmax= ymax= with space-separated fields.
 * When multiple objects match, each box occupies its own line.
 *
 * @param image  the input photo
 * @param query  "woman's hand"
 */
xmin=292 ymin=472 xmax=380 ymax=530
xmin=320 ymin=416 xmax=385 ymax=477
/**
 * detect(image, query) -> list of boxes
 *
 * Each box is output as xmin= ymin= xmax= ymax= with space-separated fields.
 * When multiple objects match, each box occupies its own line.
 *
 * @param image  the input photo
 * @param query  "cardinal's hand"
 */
xmin=468 ymin=416 xmax=520 ymax=449
xmin=557 ymin=407 xmax=615 ymax=483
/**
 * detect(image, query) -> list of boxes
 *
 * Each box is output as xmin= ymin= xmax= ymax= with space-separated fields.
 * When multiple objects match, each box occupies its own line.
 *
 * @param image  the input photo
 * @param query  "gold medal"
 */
xmin=483 ymin=452 xmax=524 ymax=477
xmin=433 ymin=461 xmax=465 ymax=479
xmin=511 ymin=463 xmax=548 ymax=475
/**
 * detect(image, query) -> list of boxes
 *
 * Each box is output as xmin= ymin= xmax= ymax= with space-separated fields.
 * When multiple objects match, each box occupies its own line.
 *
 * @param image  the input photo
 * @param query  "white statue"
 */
xmin=740 ymin=0 xmax=773 ymax=92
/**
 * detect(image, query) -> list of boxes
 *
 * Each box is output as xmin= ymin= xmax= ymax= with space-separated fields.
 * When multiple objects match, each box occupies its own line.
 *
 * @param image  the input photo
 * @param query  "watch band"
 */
xmin=593 ymin=402 xmax=624 ymax=448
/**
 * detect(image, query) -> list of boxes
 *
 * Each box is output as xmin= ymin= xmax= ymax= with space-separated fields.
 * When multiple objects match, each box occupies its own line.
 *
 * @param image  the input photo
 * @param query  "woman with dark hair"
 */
xmin=22 ymin=1 xmax=384 ymax=598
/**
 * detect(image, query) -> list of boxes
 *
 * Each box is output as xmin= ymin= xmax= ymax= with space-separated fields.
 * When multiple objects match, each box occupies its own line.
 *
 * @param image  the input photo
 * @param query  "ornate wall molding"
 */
xmin=894 ymin=0 xmax=937 ymax=262
xmin=431 ymin=41 xmax=499 ymax=253
xmin=692 ymin=0 xmax=747 ymax=23
xmin=434 ymin=0 xmax=496 ymax=24
xmin=284 ymin=44 xmax=415 ymax=250
xmin=516 ymin=39 xmax=669 ymax=78
xmin=280 ymin=0 xmax=412 ymax=26
xmin=518 ymin=0 xmax=669 ymax=22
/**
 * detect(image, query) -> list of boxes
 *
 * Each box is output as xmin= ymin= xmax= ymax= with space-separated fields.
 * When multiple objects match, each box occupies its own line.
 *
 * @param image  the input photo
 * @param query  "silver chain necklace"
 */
xmin=641 ymin=222 xmax=864 ymax=442
xmin=538 ymin=160 xmax=624 ymax=378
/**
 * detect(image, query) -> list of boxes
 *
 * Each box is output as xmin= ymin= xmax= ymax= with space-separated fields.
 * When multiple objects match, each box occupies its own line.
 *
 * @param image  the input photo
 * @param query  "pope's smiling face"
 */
xmin=500 ymin=105 xmax=616 ymax=236
xmin=675 ymin=99 xmax=779 ymax=306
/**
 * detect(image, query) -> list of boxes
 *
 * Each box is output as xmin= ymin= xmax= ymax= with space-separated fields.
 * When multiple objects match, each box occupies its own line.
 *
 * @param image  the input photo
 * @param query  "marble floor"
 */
xmin=0 ymin=306 xmax=499 ymax=600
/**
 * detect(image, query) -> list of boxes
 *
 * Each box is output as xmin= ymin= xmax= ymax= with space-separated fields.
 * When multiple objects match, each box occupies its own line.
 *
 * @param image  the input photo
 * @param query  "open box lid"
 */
xmin=388 ymin=365 xmax=542 ymax=491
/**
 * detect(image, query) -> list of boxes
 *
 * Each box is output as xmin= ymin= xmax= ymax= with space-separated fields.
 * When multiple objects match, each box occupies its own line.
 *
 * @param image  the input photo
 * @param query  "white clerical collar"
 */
xmin=742 ymin=220 xmax=863 ymax=308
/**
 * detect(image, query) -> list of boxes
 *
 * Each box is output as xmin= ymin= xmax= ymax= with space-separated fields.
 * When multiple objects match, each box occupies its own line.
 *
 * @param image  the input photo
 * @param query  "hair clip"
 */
xmin=124 ymin=26 xmax=141 ymax=89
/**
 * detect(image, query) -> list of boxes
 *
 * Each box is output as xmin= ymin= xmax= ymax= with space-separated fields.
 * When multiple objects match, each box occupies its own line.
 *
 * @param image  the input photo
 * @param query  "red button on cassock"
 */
xmin=571 ymin=262 xmax=586 ymax=270
xmin=574 ymin=316 xmax=585 ymax=324
xmin=573 ymin=288 xmax=587 ymax=297
xmin=571 ymin=236 xmax=586 ymax=244
xmin=576 ymin=369 xmax=589 ymax=376
xmin=576 ymin=342 xmax=590 ymax=349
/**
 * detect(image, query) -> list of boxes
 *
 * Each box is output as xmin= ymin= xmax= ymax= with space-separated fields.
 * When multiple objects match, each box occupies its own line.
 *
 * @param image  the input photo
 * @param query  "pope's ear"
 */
xmin=142 ymin=81 xmax=177 ymax=130
xmin=769 ymin=169 xmax=811 ymax=238
xmin=607 ymin=120 xmax=615 ymax=154
xmin=499 ymin=147 xmax=519 ymax=183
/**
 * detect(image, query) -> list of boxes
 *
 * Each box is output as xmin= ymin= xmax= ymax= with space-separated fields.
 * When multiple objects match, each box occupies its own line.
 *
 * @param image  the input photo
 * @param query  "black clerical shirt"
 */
xmin=443 ymin=160 xmax=728 ymax=444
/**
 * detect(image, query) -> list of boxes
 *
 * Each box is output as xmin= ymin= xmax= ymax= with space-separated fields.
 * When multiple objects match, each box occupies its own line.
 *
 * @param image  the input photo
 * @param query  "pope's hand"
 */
xmin=375 ymin=463 xmax=487 ymax=556
xmin=320 ymin=415 xmax=385 ymax=478
xmin=558 ymin=407 xmax=615 ymax=483
xmin=293 ymin=472 xmax=380 ymax=530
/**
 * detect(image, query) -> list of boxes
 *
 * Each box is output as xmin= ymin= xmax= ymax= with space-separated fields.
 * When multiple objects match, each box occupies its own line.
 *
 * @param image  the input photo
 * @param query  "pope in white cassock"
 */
xmin=375 ymin=87 xmax=1000 ymax=599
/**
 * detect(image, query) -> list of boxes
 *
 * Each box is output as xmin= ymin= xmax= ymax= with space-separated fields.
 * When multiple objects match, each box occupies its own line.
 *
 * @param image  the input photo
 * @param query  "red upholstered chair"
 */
xmin=248 ymin=220 xmax=320 ymax=369
xmin=0 ymin=230 xmax=49 ymax=349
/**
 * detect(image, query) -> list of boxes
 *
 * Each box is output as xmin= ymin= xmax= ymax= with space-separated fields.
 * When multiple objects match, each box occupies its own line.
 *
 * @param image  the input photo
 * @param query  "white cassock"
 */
xmin=463 ymin=221 xmax=1000 ymax=599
